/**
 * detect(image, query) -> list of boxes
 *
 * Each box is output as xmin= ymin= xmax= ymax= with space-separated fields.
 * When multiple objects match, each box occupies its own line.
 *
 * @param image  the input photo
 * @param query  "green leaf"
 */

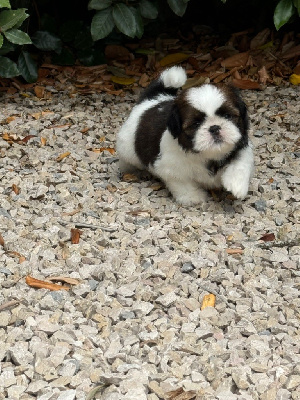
xmin=32 ymin=31 xmax=62 ymax=52
xmin=18 ymin=51 xmax=38 ymax=83
xmin=112 ymin=3 xmax=136 ymax=38
xmin=167 ymin=0 xmax=188 ymax=16
xmin=274 ymin=0 xmax=295 ymax=29
xmin=3 ymin=28 xmax=31 ymax=45
xmin=130 ymin=7 xmax=144 ymax=39
xmin=0 ymin=0 xmax=11 ymax=8
xmin=91 ymin=8 xmax=115 ymax=41
xmin=293 ymin=0 xmax=300 ymax=14
xmin=0 ymin=8 xmax=28 ymax=31
xmin=0 ymin=34 xmax=3 ymax=48
xmin=0 ymin=37 xmax=15 ymax=55
xmin=88 ymin=0 xmax=112 ymax=11
xmin=0 ymin=55 xmax=19 ymax=77
xmin=139 ymin=0 xmax=158 ymax=19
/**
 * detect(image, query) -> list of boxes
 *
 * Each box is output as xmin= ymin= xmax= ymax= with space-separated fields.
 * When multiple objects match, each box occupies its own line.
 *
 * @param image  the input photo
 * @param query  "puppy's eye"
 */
xmin=224 ymin=113 xmax=232 ymax=120
xmin=191 ymin=120 xmax=202 ymax=128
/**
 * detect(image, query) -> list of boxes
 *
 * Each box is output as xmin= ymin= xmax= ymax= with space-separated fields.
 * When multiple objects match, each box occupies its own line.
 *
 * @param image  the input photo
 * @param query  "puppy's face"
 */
xmin=168 ymin=84 xmax=248 ymax=159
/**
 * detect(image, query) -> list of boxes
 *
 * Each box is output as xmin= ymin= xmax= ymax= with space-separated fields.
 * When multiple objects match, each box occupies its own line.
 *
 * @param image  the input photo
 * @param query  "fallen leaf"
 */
xmin=259 ymin=233 xmax=275 ymax=242
xmin=2 ymin=133 xmax=15 ymax=142
xmin=227 ymin=235 xmax=234 ymax=241
xmin=34 ymin=86 xmax=45 ymax=98
xmin=111 ymin=76 xmax=135 ymax=85
xmin=92 ymin=147 xmax=115 ymax=155
xmin=122 ymin=173 xmax=139 ymax=182
xmin=80 ymin=127 xmax=90 ymax=133
xmin=26 ymin=276 xmax=70 ymax=291
xmin=289 ymin=74 xmax=300 ymax=85
xmin=258 ymin=66 xmax=269 ymax=85
xmin=250 ymin=28 xmax=270 ymax=49
xmin=165 ymin=387 xmax=196 ymax=400
xmin=71 ymin=228 xmax=82 ymax=244
xmin=0 ymin=234 xmax=4 ymax=247
xmin=21 ymin=135 xmax=36 ymax=143
xmin=12 ymin=184 xmax=20 ymax=195
xmin=160 ymin=53 xmax=190 ymax=67
xmin=41 ymin=137 xmax=47 ymax=146
xmin=56 ymin=151 xmax=71 ymax=162
xmin=221 ymin=52 xmax=249 ymax=68
xmin=62 ymin=205 xmax=82 ymax=216
xmin=201 ymin=294 xmax=216 ymax=310
xmin=231 ymin=79 xmax=262 ymax=90
xmin=226 ymin=248 xmax=244 ymax=255
xmin=105 ymin=44 xmax=130 ymax=60
xmin=150 ymin=183 xmax=163 ymax=191
xmin=5 ymin=116 xmax=16 ymax=123
xmin=48 ymin=276 xmax=80 ymax=285
xmin=19 ymin=256 xmax=26 ymax=263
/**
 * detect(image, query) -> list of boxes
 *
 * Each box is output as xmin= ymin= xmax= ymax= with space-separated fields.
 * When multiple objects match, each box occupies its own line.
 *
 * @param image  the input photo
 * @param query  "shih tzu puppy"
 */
xmin=116 ymin=66 xmax=254 ymax=205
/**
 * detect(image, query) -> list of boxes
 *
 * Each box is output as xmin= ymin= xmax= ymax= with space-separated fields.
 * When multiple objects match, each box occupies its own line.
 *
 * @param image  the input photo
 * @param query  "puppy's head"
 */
xmin=167 ymin=83 xmax=249 ymax=159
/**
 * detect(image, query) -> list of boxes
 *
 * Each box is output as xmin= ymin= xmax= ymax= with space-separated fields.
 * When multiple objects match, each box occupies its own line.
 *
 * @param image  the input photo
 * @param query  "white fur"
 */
xmin=187 ymin=85 xmax=225 ymax=115
xmin=221 ymin=144 xmax=254 ymax=199
xmin=160 ymin=66 xmax=187 ymax=88
xmin=150 ymin=130 xmax=223 ymax=205
xmin=116 ymin=94 xmax=173 ymax=172
xmin=116 ymin=71 xmax=254 ymax=205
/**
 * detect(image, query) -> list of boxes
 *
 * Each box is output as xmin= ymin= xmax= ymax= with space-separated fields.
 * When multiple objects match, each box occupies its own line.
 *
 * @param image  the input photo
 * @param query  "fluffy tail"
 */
xmin=160 ymin=66 xmax=187 ymax=89
xmin=137 ymin=66 xmax=187 ymax=104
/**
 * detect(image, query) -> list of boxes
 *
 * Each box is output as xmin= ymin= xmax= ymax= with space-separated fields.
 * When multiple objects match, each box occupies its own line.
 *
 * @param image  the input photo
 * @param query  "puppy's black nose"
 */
xmin=209 ymin=125 xmax=221 ymax=135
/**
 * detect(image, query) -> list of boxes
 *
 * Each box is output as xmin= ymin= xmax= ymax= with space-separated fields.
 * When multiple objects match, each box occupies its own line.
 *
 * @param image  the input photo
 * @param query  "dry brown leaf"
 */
xmin=48 ymin=276 xmax=80 ymax=285
xmin=226 ymin=248 xmax=244 ymax=255
xmin=150 ymin=183 xmax=163 ymax=191
xmin=56 ymin=151 xmax=71 ymax=162
xmin=165 ymin=387 xmax=196 ymax=400
xmin=12 ymin=184 xmax=20 ymax=195
xmin=21 ymin=135 xmax=36 ymax=143
xmin=62 ymin=205 xmax=82 ymax=216
xmin=80 ymin=127 xmax=90 ymax=134
xmin=258 ymin=66 xmax=269 ymax=85
xmin=221 ymin=52 xmax=249 ymax=68
xmin=40 ymin=137 xmax=47 ymax=146
xmin=19 ymin=256 xmax=26 ymax=263
xmin=0 ymin=233 xmax=4 ymax=247
xmin=231 ymin=79 xmax=262 ymax=90
xmin=160 ymin=53 xmax=190 ymax=67
xmin=34 ymin=86 xmax=45 ymax=98
xmin=122 ymin=173 xmax=139 ymax=182
xmin=5 ymin=116 xmax=16 ymax=123
xmin=91 ymin=147 xmax=115 ymax=155
xmin=201 ymin=294 xmax=216 ymax=310
xmin=71 ymin=228 xmax=82 ymax=244
xmin=281 ymin=44 xmax=300 ymax=60
xmin=259 ymin=233 xmax=275 ymax=242
xmin=26 ymin=275 xmax=70 ymax=291
xmin=105 ymin=45 xmax=130 ymax=60
xmin=250 ymin=28 xmax=270 ymax=49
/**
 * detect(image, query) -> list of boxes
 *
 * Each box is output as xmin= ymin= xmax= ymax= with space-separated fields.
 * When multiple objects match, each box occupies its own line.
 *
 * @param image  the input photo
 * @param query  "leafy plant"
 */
xmin=0 ymin=0 xmax=35 ymax=79
xmin=89 ymin=0 xmax=191 ymax=41
xmin=274 ymin=0 xmax=300 ymax=29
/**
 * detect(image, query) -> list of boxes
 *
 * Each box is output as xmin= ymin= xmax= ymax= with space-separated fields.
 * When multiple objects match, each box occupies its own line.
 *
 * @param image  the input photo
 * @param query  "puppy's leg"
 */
xmin=221 ymin=145 xmax=254 ymax=199
xmin=165 ymin=179 xmax=207 ymax=205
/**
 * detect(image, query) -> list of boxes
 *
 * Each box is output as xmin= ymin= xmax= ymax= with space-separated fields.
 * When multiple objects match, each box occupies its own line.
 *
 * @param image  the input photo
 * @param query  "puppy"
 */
xmin=116 ymin=66 xmax=254 ymax=205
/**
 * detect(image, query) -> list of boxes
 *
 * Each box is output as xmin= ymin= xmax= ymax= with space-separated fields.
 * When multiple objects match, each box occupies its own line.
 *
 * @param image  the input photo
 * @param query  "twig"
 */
xmin=258 ymin=239 xmax=299 ymax=249
xmin=74 ymin=223 xmax=117 ymax=232
xmin=0 ymin=300 xmax=20 ymax=311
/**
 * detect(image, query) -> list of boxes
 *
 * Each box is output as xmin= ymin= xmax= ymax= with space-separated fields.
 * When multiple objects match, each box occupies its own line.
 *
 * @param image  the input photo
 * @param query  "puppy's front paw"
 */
xmin=222 ymin=173 xmax=249 ymax=199
xmin=175 ymin=191 xmax=207 ymax=206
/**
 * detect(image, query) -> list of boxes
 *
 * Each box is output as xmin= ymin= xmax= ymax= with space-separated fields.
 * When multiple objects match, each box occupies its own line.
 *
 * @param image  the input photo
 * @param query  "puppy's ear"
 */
xmin=167 ymin=104 xmax=182 ymax=138
xmin=229 ymin=86 xmax=249 ymax=133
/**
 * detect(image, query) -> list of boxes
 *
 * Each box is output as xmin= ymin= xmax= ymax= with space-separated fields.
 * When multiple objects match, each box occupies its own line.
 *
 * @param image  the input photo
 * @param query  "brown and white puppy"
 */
xmin=116 ymin=66 xmax=254 ymax=205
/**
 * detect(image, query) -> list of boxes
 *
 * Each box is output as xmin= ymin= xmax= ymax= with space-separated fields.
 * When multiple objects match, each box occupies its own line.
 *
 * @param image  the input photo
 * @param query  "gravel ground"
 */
xmin=0 ymin=84 xmax=299 ymax=400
